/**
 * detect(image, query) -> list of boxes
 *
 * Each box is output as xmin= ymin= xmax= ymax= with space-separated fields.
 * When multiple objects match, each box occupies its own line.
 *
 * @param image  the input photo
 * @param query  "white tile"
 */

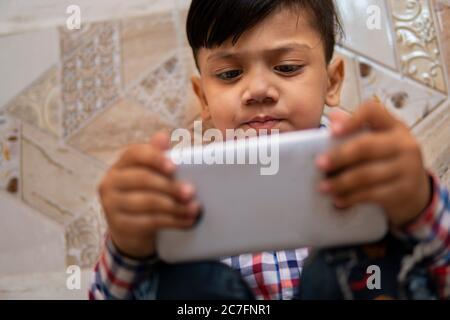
xmin=357 ymin=58 xmax=445 ymax=127
xmin=0 ymin=28 xmax=59 ymax=108
xmin=0 ymin=191 xmax=66 ymax=276
xmin=0 ymin=269 xmax=92 ymax=300
xmin=334 ymin=47 xmax=362 ymax=112
xmin=337 ymin=0 xmax=397 ymax=69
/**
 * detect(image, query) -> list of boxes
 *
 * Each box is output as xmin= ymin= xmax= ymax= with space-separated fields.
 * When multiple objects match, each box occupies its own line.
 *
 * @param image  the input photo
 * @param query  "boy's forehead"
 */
xmin=205 ymin=42 xmax=313 ymax=63
xmin=197 ymin=9 xmax=322 ymax=63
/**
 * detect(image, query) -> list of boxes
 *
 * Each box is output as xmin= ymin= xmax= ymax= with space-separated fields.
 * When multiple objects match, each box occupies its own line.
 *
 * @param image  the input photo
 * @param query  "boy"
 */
xmin=90 ymin=0 xmax=450 ymax=300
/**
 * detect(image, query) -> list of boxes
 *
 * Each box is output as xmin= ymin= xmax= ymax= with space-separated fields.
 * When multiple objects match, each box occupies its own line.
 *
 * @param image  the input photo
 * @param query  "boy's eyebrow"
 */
xmin=206 ymin=42 xmax=312 ymax=62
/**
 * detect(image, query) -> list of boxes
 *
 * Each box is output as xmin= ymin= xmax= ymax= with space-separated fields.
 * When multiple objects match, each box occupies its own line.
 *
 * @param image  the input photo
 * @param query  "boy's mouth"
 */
xmin=243 ymin=115 xmax=283 ymax=130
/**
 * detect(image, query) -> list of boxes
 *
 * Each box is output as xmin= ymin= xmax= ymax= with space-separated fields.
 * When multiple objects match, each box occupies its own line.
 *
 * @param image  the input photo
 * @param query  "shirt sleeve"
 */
xmin=394 ymin=173 xmax=450 ymax=299
xmin=89 ymin=234 xmax=159 ymax=300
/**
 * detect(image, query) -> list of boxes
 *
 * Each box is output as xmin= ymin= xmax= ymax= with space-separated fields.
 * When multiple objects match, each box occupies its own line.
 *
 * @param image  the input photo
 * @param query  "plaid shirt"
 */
xmin=90 ymin=173 xmax=450 ymax=300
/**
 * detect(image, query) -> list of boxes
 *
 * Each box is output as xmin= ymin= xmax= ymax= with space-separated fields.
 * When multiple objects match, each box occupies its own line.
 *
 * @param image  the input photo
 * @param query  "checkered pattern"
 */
xmin=399 ymin=183 xmax=450 ymax=299
xmin=89 ymin=237 xmax=158 ymax=300
xmin=220 ymin=248 xmax=309 ymax=299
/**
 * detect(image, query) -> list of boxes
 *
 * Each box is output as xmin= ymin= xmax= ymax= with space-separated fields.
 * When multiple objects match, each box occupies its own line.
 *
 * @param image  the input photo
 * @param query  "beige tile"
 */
xmin=67 ymin=98 xmax=175 ymax=166
xmin=0 ymin=111 xmax=20 ymax=196
xmin=120 ymin=12 xmax=178 ymax=88
xmin=21 ymin=123 xmax=106 ymax=225
xmin=389 ymin=0 xmax=448 ymax=93
xmin=6 ymin=67 xmax=61 ymax=137
xmin=0 ymin=0 xmax=191 ymax=36
xmin=357 ymin=58 xmax=445 ymax=127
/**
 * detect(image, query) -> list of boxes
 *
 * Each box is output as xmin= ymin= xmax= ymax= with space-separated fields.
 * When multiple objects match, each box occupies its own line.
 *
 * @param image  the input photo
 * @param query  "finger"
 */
xmin=114 ymin=144 xmax=175 ymax=175
xmin=329 ymin=109 xmax=351 ymax=135
xmin=112 ymin=191 xmax=201 ymax=218
xmin=316 ymin=131 xmax=400 ymax=173
xmin=110 ymin=168 xmax=196 ymax=202
xmin=149 ymin=131 xmax=171 ymax=151
xmin=333 ymin=100 xmax=399 ymax=137
xmin=319 ymin=158 xmax=401 ymax=196
xmin=332 ymin=179 xmax=402 ymax=210
xmin=113 ymin=213 xmax=197 ymax=237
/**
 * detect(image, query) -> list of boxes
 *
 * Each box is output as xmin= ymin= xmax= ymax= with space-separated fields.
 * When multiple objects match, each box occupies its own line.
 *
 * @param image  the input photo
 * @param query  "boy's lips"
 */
xmin=242 ymin=115 xmax=284 ymax=130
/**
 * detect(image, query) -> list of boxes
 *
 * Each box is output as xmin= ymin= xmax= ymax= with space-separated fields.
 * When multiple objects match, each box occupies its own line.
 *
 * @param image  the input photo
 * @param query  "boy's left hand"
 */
xmin=316 ymin=100 xmax=432 ymax=228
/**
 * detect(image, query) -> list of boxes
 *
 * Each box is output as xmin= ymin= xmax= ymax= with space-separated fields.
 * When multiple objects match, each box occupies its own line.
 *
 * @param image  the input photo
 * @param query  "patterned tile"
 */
xmin=413 ymin=101 xmax=450 ymax=187
xmin=59 ymin=24 xmax=102 ymax=59
xmin=6 ymin=67 xmax=61 ymax=137
xmin=433 ymin=0 xmax=450 ymax=91
xmin=358 ymin=58 xmax=445 ymax=127
xmin=65 ymin=198 xmax=106 ymax=268
xmin=60 ymin=21 xmax=122 ymax=138
xmin=21 ymin=123 xmax=106 ymax=226
xmin=336 ymin=0 xmax=398 ymax=69
xmin=127 ymin=54 xmax=189 ymax=127
xmin=389 ymin=0 xmax=448 ymax=93
xmin=67 ymin=98 xmax=176 ymax=166
xmin=0 ymin=111 xmax=20 ymax=197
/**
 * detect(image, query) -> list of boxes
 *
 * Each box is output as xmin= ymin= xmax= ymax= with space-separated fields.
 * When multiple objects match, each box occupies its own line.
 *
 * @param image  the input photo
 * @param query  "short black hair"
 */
xmin=186 ymin=0 xmax=343 ymax=68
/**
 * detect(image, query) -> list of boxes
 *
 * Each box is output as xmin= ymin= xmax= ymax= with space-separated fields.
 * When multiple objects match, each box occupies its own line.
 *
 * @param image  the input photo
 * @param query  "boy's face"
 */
xmin=192 ymin=7 xmax=345 ymax=135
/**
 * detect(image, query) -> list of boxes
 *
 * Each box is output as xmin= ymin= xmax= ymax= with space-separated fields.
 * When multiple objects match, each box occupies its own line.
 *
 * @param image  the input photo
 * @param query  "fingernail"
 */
xmin=164 ymin=159 xmax=176 ymax=172
xmin=319 ymin=181 xmax=331 ymax=193
xmin=331 ymin=122 xmax=343 ymax=135
xmin=316 ymin=155 xmax=330 ymax=170
xmin=334 ymin=199 xmax=346 ymax=208
xmin=187 ymin=201 xmax=200 ymax=216
xmin=181 ymin=183 xmax=195 ymax=199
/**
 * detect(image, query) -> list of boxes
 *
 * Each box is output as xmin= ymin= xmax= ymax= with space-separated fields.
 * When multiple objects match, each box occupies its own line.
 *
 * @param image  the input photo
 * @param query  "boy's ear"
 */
xmin=325 ymin=57 xmax=345 ymax=108
xmin=191 ymin=76 xmax=211 ymax=121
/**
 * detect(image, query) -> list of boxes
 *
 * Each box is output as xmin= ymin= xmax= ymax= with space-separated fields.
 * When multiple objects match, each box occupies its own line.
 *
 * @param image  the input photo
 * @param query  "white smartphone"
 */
xmin=156 ymin=128 xmax=388 ymax=263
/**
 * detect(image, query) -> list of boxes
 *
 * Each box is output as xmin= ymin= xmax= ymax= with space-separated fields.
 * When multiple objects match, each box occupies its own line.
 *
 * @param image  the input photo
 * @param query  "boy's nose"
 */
xmin=242 ymin=77 xmax=279 ymax=106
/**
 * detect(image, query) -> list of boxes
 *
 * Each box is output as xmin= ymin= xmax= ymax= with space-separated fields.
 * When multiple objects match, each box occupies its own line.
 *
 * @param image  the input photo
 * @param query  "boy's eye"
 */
xmin=216 ymin=70 xmax=243 ymax=81
xmin=274 ymin=65 xmax=303 ymax=74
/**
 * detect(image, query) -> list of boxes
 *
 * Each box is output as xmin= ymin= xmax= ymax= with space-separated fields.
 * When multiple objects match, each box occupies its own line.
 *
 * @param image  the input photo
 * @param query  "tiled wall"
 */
xmin=335 ymin=0 xmax=450 ymax=188
xmin=0 ymin=0 xmax=449 ymax=288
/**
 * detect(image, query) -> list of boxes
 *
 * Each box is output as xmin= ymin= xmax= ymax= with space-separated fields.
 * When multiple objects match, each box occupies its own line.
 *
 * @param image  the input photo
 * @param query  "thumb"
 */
xmin=333 ymin=99 xmax=398 ymax=137
xmin=149 ymin=130 xmax=171 ymax=151
xmin=328 ymin=109 xmax=351 ymax=134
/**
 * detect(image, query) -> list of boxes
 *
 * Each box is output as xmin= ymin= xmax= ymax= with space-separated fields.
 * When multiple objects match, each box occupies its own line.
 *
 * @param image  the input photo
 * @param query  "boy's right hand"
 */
xmin=98 ymin=132 xmax=201 ymax=259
